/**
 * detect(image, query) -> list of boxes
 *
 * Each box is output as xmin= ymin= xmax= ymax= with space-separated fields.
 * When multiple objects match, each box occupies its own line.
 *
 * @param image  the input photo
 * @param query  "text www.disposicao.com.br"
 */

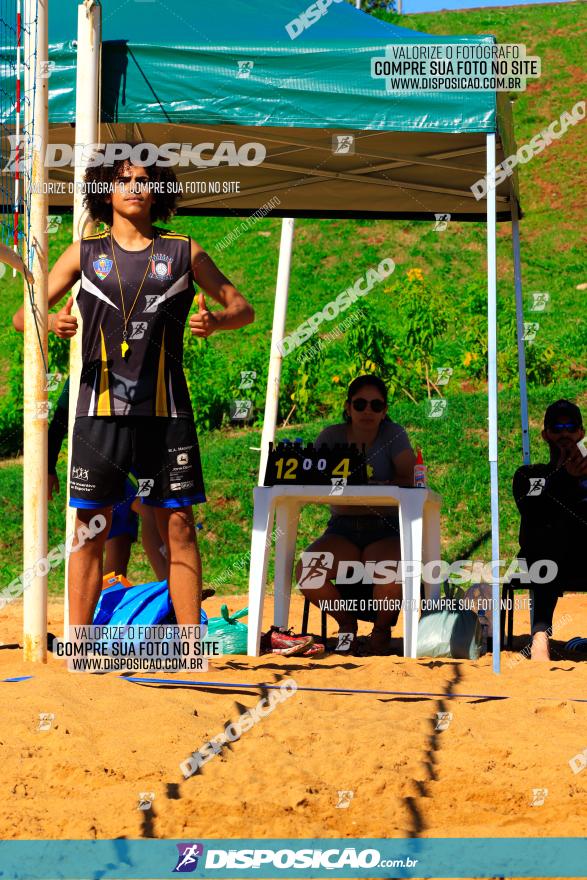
xmin=69 ymin=657 xmax=205 ymax=672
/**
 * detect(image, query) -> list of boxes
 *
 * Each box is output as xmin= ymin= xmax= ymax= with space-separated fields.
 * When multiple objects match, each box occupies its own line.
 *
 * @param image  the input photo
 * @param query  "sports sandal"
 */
xmin=260 ymin=626 xmax=314 ymax=656
xmin=299 ymin=641 xmax=326 ymax=658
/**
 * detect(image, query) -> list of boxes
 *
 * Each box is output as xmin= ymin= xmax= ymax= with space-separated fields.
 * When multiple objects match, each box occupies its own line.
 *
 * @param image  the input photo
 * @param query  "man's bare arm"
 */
xmin=12 ymin=240 xmax=81 ymax=332
xmin=0 ymin=242 xmax=33 ymax=283
xmin=189 ymin=239 xmax=254 ymax=336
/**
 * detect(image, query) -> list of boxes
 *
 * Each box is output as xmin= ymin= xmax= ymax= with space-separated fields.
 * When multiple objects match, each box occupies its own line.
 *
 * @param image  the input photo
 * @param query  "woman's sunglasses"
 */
xmin=350 ymin=397 xmax=386 ymax=413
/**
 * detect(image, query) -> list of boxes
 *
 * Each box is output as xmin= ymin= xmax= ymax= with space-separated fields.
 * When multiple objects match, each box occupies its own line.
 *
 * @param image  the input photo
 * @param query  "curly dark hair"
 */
xmin=82 ymin=146 xmax=179 ymax=226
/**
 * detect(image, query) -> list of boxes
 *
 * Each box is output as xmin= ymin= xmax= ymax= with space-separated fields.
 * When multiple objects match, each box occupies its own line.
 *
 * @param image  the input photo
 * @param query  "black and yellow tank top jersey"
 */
xmin=76 ymin=227 xmax=196 ymax=418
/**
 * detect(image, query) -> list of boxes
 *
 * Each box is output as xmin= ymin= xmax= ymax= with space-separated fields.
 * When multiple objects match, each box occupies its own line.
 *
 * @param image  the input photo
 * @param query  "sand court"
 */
xmin=1 ymin=593 xmax=586 ymax=845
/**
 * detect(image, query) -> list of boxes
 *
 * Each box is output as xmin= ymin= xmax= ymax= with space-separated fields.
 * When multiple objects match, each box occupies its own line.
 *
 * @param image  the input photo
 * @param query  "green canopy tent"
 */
xmin=1 ymin=0 xmax=530 ymax=671
xmin=11 ymin=0 xmax=521 ymax=222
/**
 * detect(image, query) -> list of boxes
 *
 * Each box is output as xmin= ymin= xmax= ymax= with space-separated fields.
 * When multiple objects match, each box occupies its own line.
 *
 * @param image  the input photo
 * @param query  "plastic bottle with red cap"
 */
xmin=414 ymin=448 xmax=427 ymax=488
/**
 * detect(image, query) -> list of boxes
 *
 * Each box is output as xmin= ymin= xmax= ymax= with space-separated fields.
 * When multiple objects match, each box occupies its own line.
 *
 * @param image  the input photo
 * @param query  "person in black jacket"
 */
xmin=512 ymin=400 xmax=587 ymax=660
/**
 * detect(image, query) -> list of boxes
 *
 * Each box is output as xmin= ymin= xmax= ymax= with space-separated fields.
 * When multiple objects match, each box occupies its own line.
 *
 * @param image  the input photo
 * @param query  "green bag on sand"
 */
xmin=416 ymin=609 xmax=482 ymax=659
xmin=416 ymin=587 xmax=483 ymax=660
xmin=206 ymin=605 xmax=248 ymax=655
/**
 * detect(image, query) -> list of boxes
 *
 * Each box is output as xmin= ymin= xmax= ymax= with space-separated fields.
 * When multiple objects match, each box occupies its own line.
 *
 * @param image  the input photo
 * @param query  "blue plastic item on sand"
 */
xmin=564 ymin=637 xmax=587 ymax=652
xmin=93 ymin=580 xmax=207 ymax=627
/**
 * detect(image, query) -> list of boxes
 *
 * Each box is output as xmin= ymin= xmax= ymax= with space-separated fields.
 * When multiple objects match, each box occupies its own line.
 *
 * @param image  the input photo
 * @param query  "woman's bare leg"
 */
xmin=361 ymin=536 xmax=402 ymax=654
xmin=295 ymin=534 xmax=362 ymax=636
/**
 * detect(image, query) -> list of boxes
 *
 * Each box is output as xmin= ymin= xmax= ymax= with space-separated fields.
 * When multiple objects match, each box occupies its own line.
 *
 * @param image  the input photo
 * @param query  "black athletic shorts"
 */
xmin=69 ymin=416 xmax=206 ymax=510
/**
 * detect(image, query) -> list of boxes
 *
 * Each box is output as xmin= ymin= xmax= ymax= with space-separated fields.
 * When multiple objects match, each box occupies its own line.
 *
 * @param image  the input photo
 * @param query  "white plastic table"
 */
xmin=246 ymin=485 xmax=442 ymax=658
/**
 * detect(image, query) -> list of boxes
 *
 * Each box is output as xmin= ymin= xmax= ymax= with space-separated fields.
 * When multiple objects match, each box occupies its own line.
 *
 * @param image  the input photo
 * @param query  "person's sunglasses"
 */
xmin=548 ymin=422 xmax=580 ymax=433
xmin=351 ymin=397 xmax=386 ymax=413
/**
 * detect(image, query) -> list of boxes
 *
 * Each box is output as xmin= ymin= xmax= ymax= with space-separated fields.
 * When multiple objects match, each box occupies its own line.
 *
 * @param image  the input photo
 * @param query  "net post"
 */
xmin=22 ymin=0 xmax=49 ymax=662
xmin=63 ymin=0 xmax=102 ymax=636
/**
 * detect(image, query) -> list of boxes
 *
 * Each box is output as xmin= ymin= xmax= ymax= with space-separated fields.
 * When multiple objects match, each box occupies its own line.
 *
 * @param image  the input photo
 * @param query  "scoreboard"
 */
xmin=263 ymin=441 xmax=368 ymax=487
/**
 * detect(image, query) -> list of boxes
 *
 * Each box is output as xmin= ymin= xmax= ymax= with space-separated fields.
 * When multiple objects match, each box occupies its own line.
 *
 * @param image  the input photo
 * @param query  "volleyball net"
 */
xmin=1 ymin=0 xmax=42 ymax=280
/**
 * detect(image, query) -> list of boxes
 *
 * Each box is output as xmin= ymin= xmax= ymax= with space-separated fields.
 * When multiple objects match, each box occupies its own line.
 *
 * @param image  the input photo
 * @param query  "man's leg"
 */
xmin=104 ymin=534 xmax=132 ymax=578
xmin=531 ymin=589 xmax=558 ymax=661
xmin=135 ymin=415 xmax=206 ymax=623
xmin=68 ymin=416 xmax=132 ymax=625
xmin=154 ymin=505 xmax=201 ymax=624
xmin=68 ymin=506 xmax=113 ymax=626
xmin=136 ymin=504 xmax=168 ymax=581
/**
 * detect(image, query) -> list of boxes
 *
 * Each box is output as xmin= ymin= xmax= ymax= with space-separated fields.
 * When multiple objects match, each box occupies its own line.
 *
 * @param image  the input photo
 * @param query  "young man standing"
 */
xmin=13 ymin=154 xmax=254 ymax=626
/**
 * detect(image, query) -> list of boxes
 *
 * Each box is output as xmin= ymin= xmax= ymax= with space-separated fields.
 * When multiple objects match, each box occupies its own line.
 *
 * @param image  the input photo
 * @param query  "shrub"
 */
xmin=183 ymin=336 xmax=233 ymax=432
xmin=0 ymin=343 xmax=23 ymax=457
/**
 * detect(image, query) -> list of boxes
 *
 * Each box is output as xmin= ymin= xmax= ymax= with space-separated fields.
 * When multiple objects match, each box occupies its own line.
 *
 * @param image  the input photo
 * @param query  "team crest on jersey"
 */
xmin=150 ymin=254 xmax=173 ymax=280
xmin=93 ymin=254 xmax=113 ymax=280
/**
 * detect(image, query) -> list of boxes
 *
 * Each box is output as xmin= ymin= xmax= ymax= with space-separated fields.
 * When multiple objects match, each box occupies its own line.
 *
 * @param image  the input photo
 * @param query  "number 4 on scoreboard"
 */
xmin=332 ymin=458 xmax=351 ymax=478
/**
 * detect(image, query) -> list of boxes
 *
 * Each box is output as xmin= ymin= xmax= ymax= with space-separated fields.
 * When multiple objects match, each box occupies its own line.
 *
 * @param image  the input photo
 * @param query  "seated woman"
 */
xmin=295 ymin=374 xmax=417 ymax=655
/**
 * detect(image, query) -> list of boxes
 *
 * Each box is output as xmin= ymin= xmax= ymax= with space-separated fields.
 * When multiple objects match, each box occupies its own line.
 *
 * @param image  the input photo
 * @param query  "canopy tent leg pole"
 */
xmin=22 ymin=0 xmax=48 ymax=662
xmin=258 ymin=218 xmax=296 ymax=486
xmin=511 ymin=189 xmax=531 ymax=466
xmin=486 ymin=134 xmax=501 ymax=673
xmin=511 ymin=186 xmax=534 ymax=631
xmin=63 ymin=0 xmax=101 ymax=637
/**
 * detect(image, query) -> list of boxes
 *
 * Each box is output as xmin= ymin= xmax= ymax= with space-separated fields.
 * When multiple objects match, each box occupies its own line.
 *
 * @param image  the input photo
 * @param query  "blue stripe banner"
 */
xmin=0 ymin=838 xmax=586 ymax=878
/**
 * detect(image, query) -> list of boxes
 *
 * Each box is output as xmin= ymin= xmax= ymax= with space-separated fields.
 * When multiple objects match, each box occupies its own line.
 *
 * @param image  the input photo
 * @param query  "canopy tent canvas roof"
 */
xmin=1 ymin=0 xmax=521 ymax=220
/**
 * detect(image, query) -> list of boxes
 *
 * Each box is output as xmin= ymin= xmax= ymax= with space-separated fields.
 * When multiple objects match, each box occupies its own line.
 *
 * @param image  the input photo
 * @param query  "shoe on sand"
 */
xmin=260 ymin=626 xmax=314 ymax=656
xmin=299 ymin=641 xmax=326 ymax=658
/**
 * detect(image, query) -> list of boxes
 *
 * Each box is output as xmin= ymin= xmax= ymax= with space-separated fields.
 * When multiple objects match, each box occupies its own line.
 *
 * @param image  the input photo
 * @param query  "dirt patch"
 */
xmin=0 ymin=456 xmax=23 ymax=468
